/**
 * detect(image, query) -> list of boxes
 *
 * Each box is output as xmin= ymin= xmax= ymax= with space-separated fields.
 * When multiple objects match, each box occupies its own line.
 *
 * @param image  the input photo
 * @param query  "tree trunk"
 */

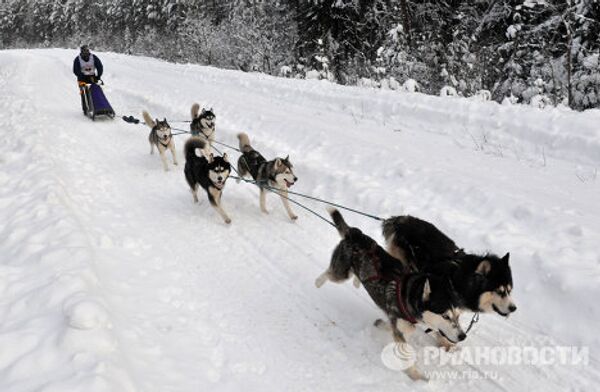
xmin=567 ymin=36 xmax=573 ymax=108
xmin=399 ymin=0 xmax=412 ymax=47
xmin=563 ymin=16 xmax=573 ymax=108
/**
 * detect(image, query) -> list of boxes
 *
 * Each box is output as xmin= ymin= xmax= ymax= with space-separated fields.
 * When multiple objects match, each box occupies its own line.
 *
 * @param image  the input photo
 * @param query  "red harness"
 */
xmin=396 ymin=277 xmax=418 ymax=324
xmin=359 ymin=244 xmax=418 ymax=324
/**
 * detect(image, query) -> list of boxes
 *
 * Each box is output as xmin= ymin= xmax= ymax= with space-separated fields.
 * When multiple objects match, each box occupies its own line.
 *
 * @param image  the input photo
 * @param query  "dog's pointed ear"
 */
xmin=201 ymin=108 xmax=206 ymax=114
xmin=274 ymin=158 xmax=282 ymax=169
xmin=476 ymin=260 xmax=492 ymax=276
xmin=284 ymin=155 xmax=289 ymax=162
xmin=422 ymin=279 xmax=431 ymax=302
xmin=222 ymin=153 xmax=229 ymax=162
xmin=501 ymin=252 xmax=510 ymax=263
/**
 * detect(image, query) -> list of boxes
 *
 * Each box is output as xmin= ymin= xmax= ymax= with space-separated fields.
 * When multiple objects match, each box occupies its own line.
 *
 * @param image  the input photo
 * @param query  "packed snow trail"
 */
xmin=1 ymin=49 xmax=599 ymax=391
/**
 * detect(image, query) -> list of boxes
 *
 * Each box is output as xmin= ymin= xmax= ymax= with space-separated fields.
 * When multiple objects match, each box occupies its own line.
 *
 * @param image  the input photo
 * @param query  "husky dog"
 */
xmin=236 ymin=132 xmax=298 ymax=220
xmin=143 ymin=111 xmax=178 ymax=171
xmin=316 ymin=209 xmax=465 ymax=380
xmin=382 ymin=216 xmax=516 ymax=317
xmin=190 ymin=103 xmax=216 ymax=146
xmin=184 ymin=137 xmax=232 ymax=224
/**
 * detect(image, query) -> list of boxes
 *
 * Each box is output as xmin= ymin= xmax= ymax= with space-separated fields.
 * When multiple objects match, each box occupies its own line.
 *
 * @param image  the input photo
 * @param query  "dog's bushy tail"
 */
xmin=237 ymin=133 xmax=253 ymax=153
xmin=191 ymin=103 xmax=200 ymax=120
xmin=142 ymin=111 xmax=156 ymax=128
xmin=184 ymin=137 xmax=207 ymax=162
xmin=328 ymin=208 xmax=350 ymax=238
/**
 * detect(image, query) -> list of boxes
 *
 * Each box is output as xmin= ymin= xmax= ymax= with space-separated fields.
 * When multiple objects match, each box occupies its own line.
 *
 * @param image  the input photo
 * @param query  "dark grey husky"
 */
xmin=236 ymin=132 xmax=298 ymax=220
xmin=316 ymin=209 xmax=465 ymax=380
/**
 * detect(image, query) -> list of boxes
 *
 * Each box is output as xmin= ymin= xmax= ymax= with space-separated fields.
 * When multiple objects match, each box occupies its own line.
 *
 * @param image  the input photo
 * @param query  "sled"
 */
xmin=81 ymin=82 xmax=115 ymax=121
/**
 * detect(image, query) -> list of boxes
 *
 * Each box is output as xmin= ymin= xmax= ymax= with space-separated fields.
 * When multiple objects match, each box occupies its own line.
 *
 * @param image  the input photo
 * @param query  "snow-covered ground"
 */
xmin=1 ymin=48 xmax=599 ymax=391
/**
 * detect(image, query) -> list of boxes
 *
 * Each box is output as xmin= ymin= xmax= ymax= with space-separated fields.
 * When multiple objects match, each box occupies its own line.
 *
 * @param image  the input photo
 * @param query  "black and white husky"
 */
xmin=316 ymin=209 xmax=465 ymax=381
xmin=184 ymin=137 xmax=232 ymax=224
xmin=190 ymin=103 xmax=216 ymax=147
xmin=236 ymin=132 xmax=298 ymax=221
xmin=382 ymin=215 xmax=516 ymax=317
xmin=143 ymin=111 xmax=177 ymax=171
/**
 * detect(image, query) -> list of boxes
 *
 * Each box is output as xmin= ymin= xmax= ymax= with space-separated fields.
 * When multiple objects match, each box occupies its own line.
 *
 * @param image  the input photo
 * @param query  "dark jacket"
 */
xmin=73 ymin=54 xmax=103 ymax=82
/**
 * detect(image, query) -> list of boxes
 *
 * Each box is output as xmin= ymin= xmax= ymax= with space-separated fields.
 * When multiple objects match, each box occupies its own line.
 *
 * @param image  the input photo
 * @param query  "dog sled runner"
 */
xmin=80 ymin=82 xmax=115 ymax=120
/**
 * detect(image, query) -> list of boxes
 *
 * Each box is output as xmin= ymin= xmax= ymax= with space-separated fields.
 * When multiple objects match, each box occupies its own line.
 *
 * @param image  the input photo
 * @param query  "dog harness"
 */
xmin=157 ymin=133 xmax=172 ymax=148
xmin=395 ymin=277 xmax=418 ymax=324
xmin=359 ymin=244 xmax=418 ymax=324
xmin=241 ymin=150 xmax=270 ymax=184
xmin=203 ymin=128 xmax=214 ymax=139
xmin=158 ymin=139 xmax=171 ymax=148
xmin=198 ymin=126 xmax=214 ymax=140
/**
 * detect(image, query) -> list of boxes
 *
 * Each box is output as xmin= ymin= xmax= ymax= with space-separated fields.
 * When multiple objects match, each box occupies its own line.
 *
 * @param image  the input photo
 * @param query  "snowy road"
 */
xmin=1 ymin=49 xmax=599 ymax=391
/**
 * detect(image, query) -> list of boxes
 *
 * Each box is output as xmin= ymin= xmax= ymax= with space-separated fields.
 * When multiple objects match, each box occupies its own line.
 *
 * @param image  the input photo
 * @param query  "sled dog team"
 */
xmin=144 ymin=104 xmax=297 ymax=224
xmin=142 ymin=104 xmax=516 ymax=381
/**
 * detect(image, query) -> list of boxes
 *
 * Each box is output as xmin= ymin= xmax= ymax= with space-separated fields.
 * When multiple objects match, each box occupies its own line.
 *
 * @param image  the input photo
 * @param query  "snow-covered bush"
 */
xmin=388 ymin=77 xmax=400 ymax=90
xmin=573 ymin=61 xmax=600 ymax=110
xmin=280 ymin=66 xmax=292 ymax=78
xmin=379 ymin=77 xmax=400 ymax=90
xmin=474 ymin=90 xmax=492 ymax=101
xmin=440 ymin=86 xmax=458 ymax=97
xmin=530 ymin=94 xmax=553 ymax=109
xmin=402 ymin=79 xmax=420 ymax=93
xmin=502 ymin=94 xmax=519 ymax=105
xmin=305 ymin=70 xmax=321 ymax=80
xmin=358 ymin=78 xmax=379 ymax=88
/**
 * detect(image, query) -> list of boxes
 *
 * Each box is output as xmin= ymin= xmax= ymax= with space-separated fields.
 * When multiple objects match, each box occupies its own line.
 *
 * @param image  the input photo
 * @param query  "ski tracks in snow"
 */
xmin=1 ymin=49 xmax=600 ymax=391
